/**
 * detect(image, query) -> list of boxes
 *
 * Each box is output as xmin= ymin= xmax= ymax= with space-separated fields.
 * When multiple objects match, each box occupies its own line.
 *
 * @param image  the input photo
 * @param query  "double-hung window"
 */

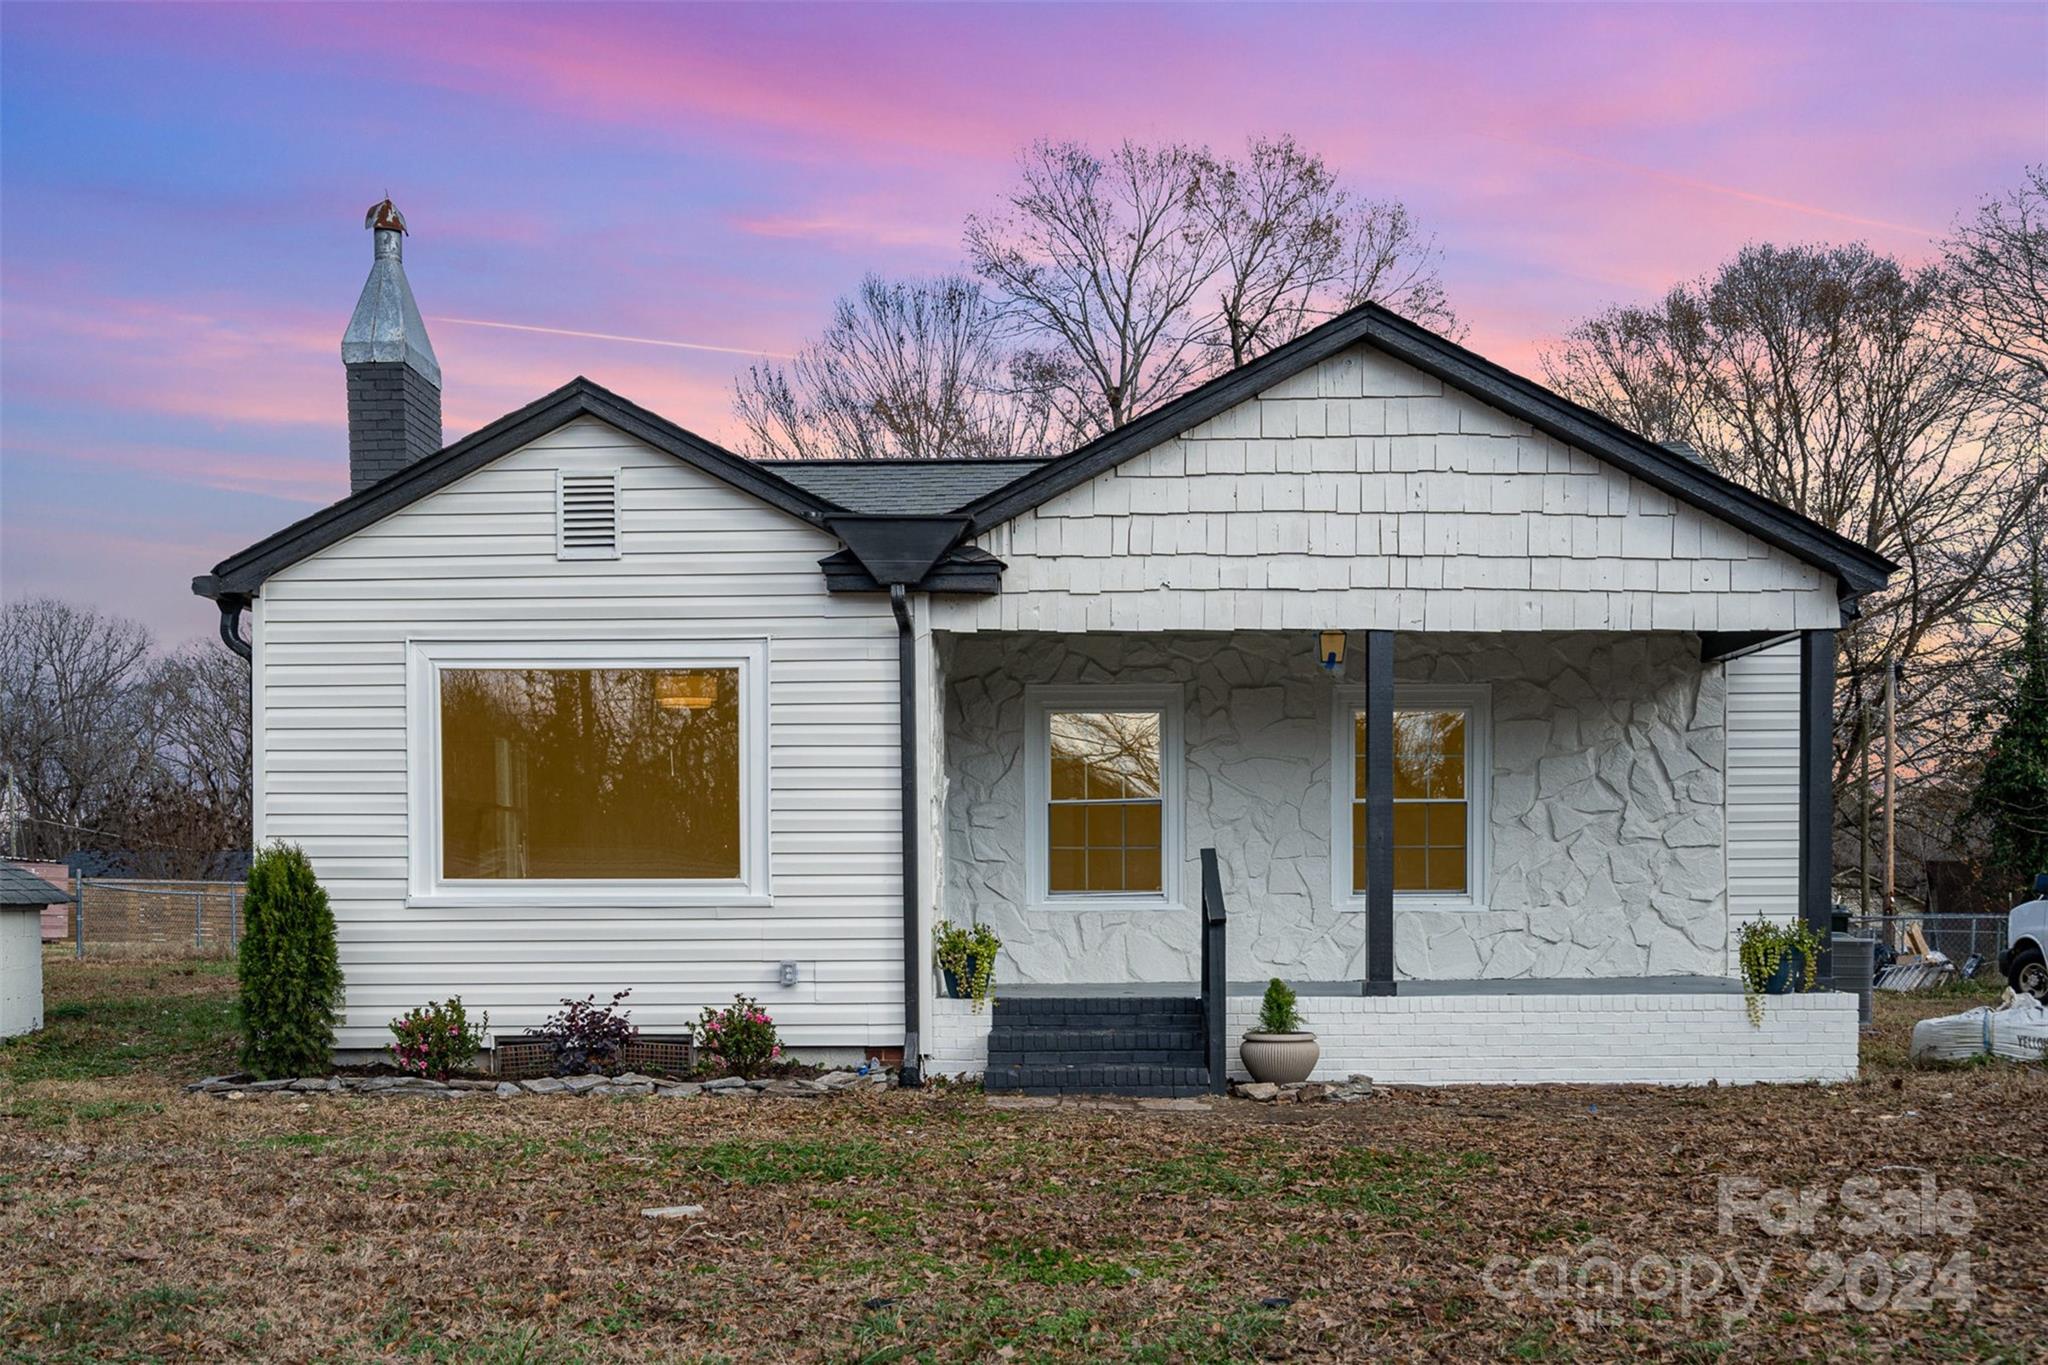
xmin=1333 ymin=684 xmax=1490 ymax=910
xmin=407 ymin=640 xmax=770 ymax=906
xmin=1025 ymin=685 xmax=1182 ymax=910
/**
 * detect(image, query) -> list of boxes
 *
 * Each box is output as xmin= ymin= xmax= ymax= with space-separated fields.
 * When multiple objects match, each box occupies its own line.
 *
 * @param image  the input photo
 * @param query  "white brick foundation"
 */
xmin=927 ymin=997 xmax=992 ymax=1080
xmin=1225 ymin=990 xmax=1858 ymax=1086
xmin=923 ymin=990 xmax=1859 ymax=1087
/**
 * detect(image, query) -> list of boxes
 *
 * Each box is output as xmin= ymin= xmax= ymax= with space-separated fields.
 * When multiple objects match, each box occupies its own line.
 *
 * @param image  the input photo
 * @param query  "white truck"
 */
xmin=1999 ymin=873 xmax=2048 ymax=1001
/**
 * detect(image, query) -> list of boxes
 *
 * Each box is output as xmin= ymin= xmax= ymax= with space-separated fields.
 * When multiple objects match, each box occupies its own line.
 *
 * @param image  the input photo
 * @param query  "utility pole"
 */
xmin=1883 ymin=659 xmax=1899 ymax=916
xmin=1858 ymin=701 xmax=1872 ymax=918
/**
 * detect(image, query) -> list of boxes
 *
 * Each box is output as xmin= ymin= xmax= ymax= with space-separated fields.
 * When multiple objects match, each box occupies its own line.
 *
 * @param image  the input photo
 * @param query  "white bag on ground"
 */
xmin=1908 ymin=991 xmax=2048 ymax=1063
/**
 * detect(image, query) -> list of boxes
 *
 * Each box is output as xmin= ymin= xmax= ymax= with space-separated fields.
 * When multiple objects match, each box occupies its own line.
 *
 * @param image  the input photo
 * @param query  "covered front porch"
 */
xmin=918 ymin=625 xmax=1850 ymax=1088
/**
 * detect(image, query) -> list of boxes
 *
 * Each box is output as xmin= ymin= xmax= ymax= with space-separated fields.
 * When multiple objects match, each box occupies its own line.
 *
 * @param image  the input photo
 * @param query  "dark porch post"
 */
xmin=1799 ymin=629 xmax=1836 ymax=986
xmin=1363 ymin=629 xmax=1397 ymax=997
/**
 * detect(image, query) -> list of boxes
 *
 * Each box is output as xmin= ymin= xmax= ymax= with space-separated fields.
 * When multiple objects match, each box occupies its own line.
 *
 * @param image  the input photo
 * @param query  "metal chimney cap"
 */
xmin=343 ymin=198 xmax=440 ymax=385
xmin=366 ymin=198 xmax=408 ymax=234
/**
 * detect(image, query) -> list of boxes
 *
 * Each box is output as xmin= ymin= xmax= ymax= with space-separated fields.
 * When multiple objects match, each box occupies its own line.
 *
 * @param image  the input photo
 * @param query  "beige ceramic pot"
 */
xmin=1239 ymin=1031 xmax=1320 ymax=1084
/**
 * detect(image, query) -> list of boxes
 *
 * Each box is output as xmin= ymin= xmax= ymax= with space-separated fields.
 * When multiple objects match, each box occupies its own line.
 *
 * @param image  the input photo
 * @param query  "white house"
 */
xmin=195 ymin=206 xmax=1892 ymax=1090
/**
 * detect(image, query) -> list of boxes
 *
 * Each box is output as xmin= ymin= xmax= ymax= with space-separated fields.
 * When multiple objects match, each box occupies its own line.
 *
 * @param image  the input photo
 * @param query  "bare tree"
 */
xmin=1194 ymin=135 xmax=1460 ymax=368
xmin=140 ymin=642 xmax=253 ymax=871
xmin=0 ymin=597 xmax=253 ymax=872
xmin=734 ymin=275 xmax=1052 ymax=461
xmin=1944 ymin=166 xmax=2048 ymax=435
xmin=0 ymin=597 xmax=159 ymax=860
xmin=1542 ymin=236 xmax=2047 ymax=869
xmin=966 ymin=140 xmax=1221 ymax=440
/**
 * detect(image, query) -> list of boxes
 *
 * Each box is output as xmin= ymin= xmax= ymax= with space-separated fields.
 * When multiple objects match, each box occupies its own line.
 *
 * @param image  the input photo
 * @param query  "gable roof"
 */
xmin=196 ymin=377 xmax=847 ymax=600
xmin=197 ymin=303 xmax=1896 ymax=607
xmin=771 ymin=457 xmax=1049 ymax=514
xmin=956 ymin=301 xmax=1897 ymax=601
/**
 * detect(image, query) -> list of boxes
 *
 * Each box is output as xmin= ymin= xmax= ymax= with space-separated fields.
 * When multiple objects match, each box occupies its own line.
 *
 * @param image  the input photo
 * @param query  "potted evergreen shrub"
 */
xmin=934 ymin=920 xmax=1001 ymax=1012
xmin=1240 ymin=978 xmax=1319 ymax=1083
xmin=1738 ymin=918 xmax=1824 ymax=1027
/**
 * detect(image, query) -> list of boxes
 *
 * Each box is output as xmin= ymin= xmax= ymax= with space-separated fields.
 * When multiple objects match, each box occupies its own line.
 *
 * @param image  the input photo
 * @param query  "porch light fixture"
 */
xmin=654 ymin=670 xmax=720 ymax=710
xmin=1317 ymin=631 xmax=1346 ymax=675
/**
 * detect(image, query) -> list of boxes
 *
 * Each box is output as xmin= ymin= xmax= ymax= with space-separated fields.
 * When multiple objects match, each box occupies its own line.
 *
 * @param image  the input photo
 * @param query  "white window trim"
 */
xmin=1023 ymin=683 xmax=1185 ymax=913
xmin=405 ymin=638 xmax=771 ymax=908
xmin=1330 ymin=683 xmax=1492 ymax=913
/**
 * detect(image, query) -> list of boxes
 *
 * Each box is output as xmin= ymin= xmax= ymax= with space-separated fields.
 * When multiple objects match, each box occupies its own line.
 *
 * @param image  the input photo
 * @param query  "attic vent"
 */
xmin=557 ymin=471 xmax=620 ymax=560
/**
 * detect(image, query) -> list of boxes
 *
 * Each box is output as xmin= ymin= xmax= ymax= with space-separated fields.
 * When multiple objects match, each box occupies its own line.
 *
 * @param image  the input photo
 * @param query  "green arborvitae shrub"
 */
xmin=1967 ymin=555 xmax=2048 ymax=895
xmin=1257 ymin=977 xmax=1303 ymax=1034
xmin=236 ymin=843 xmax=343 ymax=1078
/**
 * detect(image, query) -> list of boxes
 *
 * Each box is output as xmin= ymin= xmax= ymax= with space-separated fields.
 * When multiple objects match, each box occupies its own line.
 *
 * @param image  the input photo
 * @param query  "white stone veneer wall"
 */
xmin=941 ymin=631 xmax=1728 ymax=985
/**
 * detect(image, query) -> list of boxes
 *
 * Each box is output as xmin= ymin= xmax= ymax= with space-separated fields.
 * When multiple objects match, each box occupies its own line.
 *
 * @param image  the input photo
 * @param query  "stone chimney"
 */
xmin=342 ymin=199 xmax=442 ymax=492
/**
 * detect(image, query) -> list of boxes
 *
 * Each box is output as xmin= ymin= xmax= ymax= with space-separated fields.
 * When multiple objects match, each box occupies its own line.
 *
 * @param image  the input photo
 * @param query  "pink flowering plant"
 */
xmin=387 ymin=997 xmax=488 ymax=1079
xmin=695 ymin=994 xmax=782 ymax=1078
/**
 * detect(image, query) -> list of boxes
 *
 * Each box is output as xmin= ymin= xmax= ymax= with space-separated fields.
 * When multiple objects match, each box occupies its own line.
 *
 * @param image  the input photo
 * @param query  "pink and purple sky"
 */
xmin=1 ymin=2 xmax=2042 ymax=643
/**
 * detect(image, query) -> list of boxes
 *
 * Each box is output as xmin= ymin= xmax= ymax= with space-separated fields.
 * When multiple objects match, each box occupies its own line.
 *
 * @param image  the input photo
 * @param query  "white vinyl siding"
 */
xmin=931 ymin=343 xmax=1839 ymax=637
xmin=1724 ymin=640 xmax=1802 ymax=956
xmin=254 ymin=416 xmax=905 ymax=1051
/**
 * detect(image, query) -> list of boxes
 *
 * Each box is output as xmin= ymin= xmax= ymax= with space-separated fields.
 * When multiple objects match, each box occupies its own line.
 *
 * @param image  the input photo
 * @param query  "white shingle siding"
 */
xmin=932 ymin=343 xmax=1837 ymax=637
xmin=1724 ymin=640 xmax=1803 ymax=958
xmin=254 ymin=416 xmax=905 ymax=1052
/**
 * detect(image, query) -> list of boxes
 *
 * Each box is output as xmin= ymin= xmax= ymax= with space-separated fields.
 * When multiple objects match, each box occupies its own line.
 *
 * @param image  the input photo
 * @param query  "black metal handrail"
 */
xmin=1199 ymin=847 xmax=1227 ymax=1093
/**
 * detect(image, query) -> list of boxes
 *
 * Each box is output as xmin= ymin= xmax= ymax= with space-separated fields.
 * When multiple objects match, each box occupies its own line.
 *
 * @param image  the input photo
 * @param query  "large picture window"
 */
xmin=408 ymin=641 xmax=768 ymax=905
xmin=1025 ymin=685 xmax=1182 ymax=910
xmin=1333 ymin=684 xmax=1490 ymax=910
xmin=441 ymin=667 xmax=740 ymax=880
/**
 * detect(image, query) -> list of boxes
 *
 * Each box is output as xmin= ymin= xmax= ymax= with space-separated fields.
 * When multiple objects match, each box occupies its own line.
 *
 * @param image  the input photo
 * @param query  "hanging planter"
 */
xmin=935 ymin=921 xmax=1002 ymax=1012
xmin=1738 ymin=919 xmax=1823 ymax=1027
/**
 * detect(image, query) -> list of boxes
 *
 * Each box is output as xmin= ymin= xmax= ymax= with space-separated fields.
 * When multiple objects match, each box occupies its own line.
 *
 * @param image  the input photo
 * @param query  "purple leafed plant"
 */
xmin=537 ymin=989 xmax=637 ymax=1075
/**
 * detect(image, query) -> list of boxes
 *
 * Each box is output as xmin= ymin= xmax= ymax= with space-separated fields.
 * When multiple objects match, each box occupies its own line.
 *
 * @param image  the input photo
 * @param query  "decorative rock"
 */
xmin=559 ymin=1074 xmax=606 ymax=1094
xmin=592 ymin=1082 xmax=654 ymax=1097
xmin=1235 ymin=1081 xmax=1281 ymax=1103
xmin=656 ymin=1083 xmax=703 ymax=1098
xmin=701 ymin=1076 xmax=749 ymax=1092
xmin=640 ymin=1205 xmax=705 ymax=1220
xmin=611 ymin=1073 xmax=659 ymax=1087
xmin=247 ymin=1078 xmax=298 ymax=1092
xmin=521 ymin=1077 xmax=568 ymax=1095
xmin=289 ymin=1077 xmax=337 ymax=1092
xmin=188 ymin=1074 xmax=252 ymax=1092
xmin=494 ymin=1082 xmax=522 ymax=1098
xmin=448 ymin=1078 xmax=499 ymax=1091
xmin=814 ymin=1070 xmax=860 ymax=1089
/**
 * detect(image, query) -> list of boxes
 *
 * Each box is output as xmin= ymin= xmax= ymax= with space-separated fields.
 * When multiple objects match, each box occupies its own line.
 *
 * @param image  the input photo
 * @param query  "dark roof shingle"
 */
xmin=0 ymin=863 xmax=69 ymax=907
xmin=769 ymin=459 xmax=1048 ymax=514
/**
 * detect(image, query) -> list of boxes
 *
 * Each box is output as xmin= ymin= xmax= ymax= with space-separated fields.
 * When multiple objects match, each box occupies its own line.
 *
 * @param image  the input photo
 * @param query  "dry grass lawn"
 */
xmin=1 ymin=957 xmax=2041 ymax=1362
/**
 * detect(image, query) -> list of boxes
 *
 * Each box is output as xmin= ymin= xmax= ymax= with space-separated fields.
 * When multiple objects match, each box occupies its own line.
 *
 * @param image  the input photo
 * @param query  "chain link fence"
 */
xmin=1842 ymin=913 xmax=2013 ymax=980
xmin=60 ymin=878 xmax=246 ymax=960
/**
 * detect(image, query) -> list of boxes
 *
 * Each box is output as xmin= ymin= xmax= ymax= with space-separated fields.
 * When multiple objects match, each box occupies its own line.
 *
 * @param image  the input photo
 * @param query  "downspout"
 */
xmin=890 ymin=584 xmax=923 ymax=1087
xmin=216 ymin=596 xmax=253 ymax=662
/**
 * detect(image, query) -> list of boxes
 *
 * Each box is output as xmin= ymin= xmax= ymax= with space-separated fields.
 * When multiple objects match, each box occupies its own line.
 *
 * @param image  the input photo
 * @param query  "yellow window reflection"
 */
xmin=441 ymin=667 xmax=741 ymax=880
xmin=1047 ymin=711 xmax=1163 ymax=894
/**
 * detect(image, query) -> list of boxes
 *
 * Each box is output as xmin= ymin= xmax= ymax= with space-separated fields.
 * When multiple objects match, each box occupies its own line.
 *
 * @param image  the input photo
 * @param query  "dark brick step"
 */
xmin=988 ymin=1026 xmax=1205 ymax=1053
xmin=993 ymin=996 xmax=1201 ymax=1019
xmin=990 ymin=1011 xmax=1205 ymax=1032
xmin=984 ymin=1063 xmax=1216 ymax=1096
xmin=987 ymin=1048 xmax=1207 ymax=1068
